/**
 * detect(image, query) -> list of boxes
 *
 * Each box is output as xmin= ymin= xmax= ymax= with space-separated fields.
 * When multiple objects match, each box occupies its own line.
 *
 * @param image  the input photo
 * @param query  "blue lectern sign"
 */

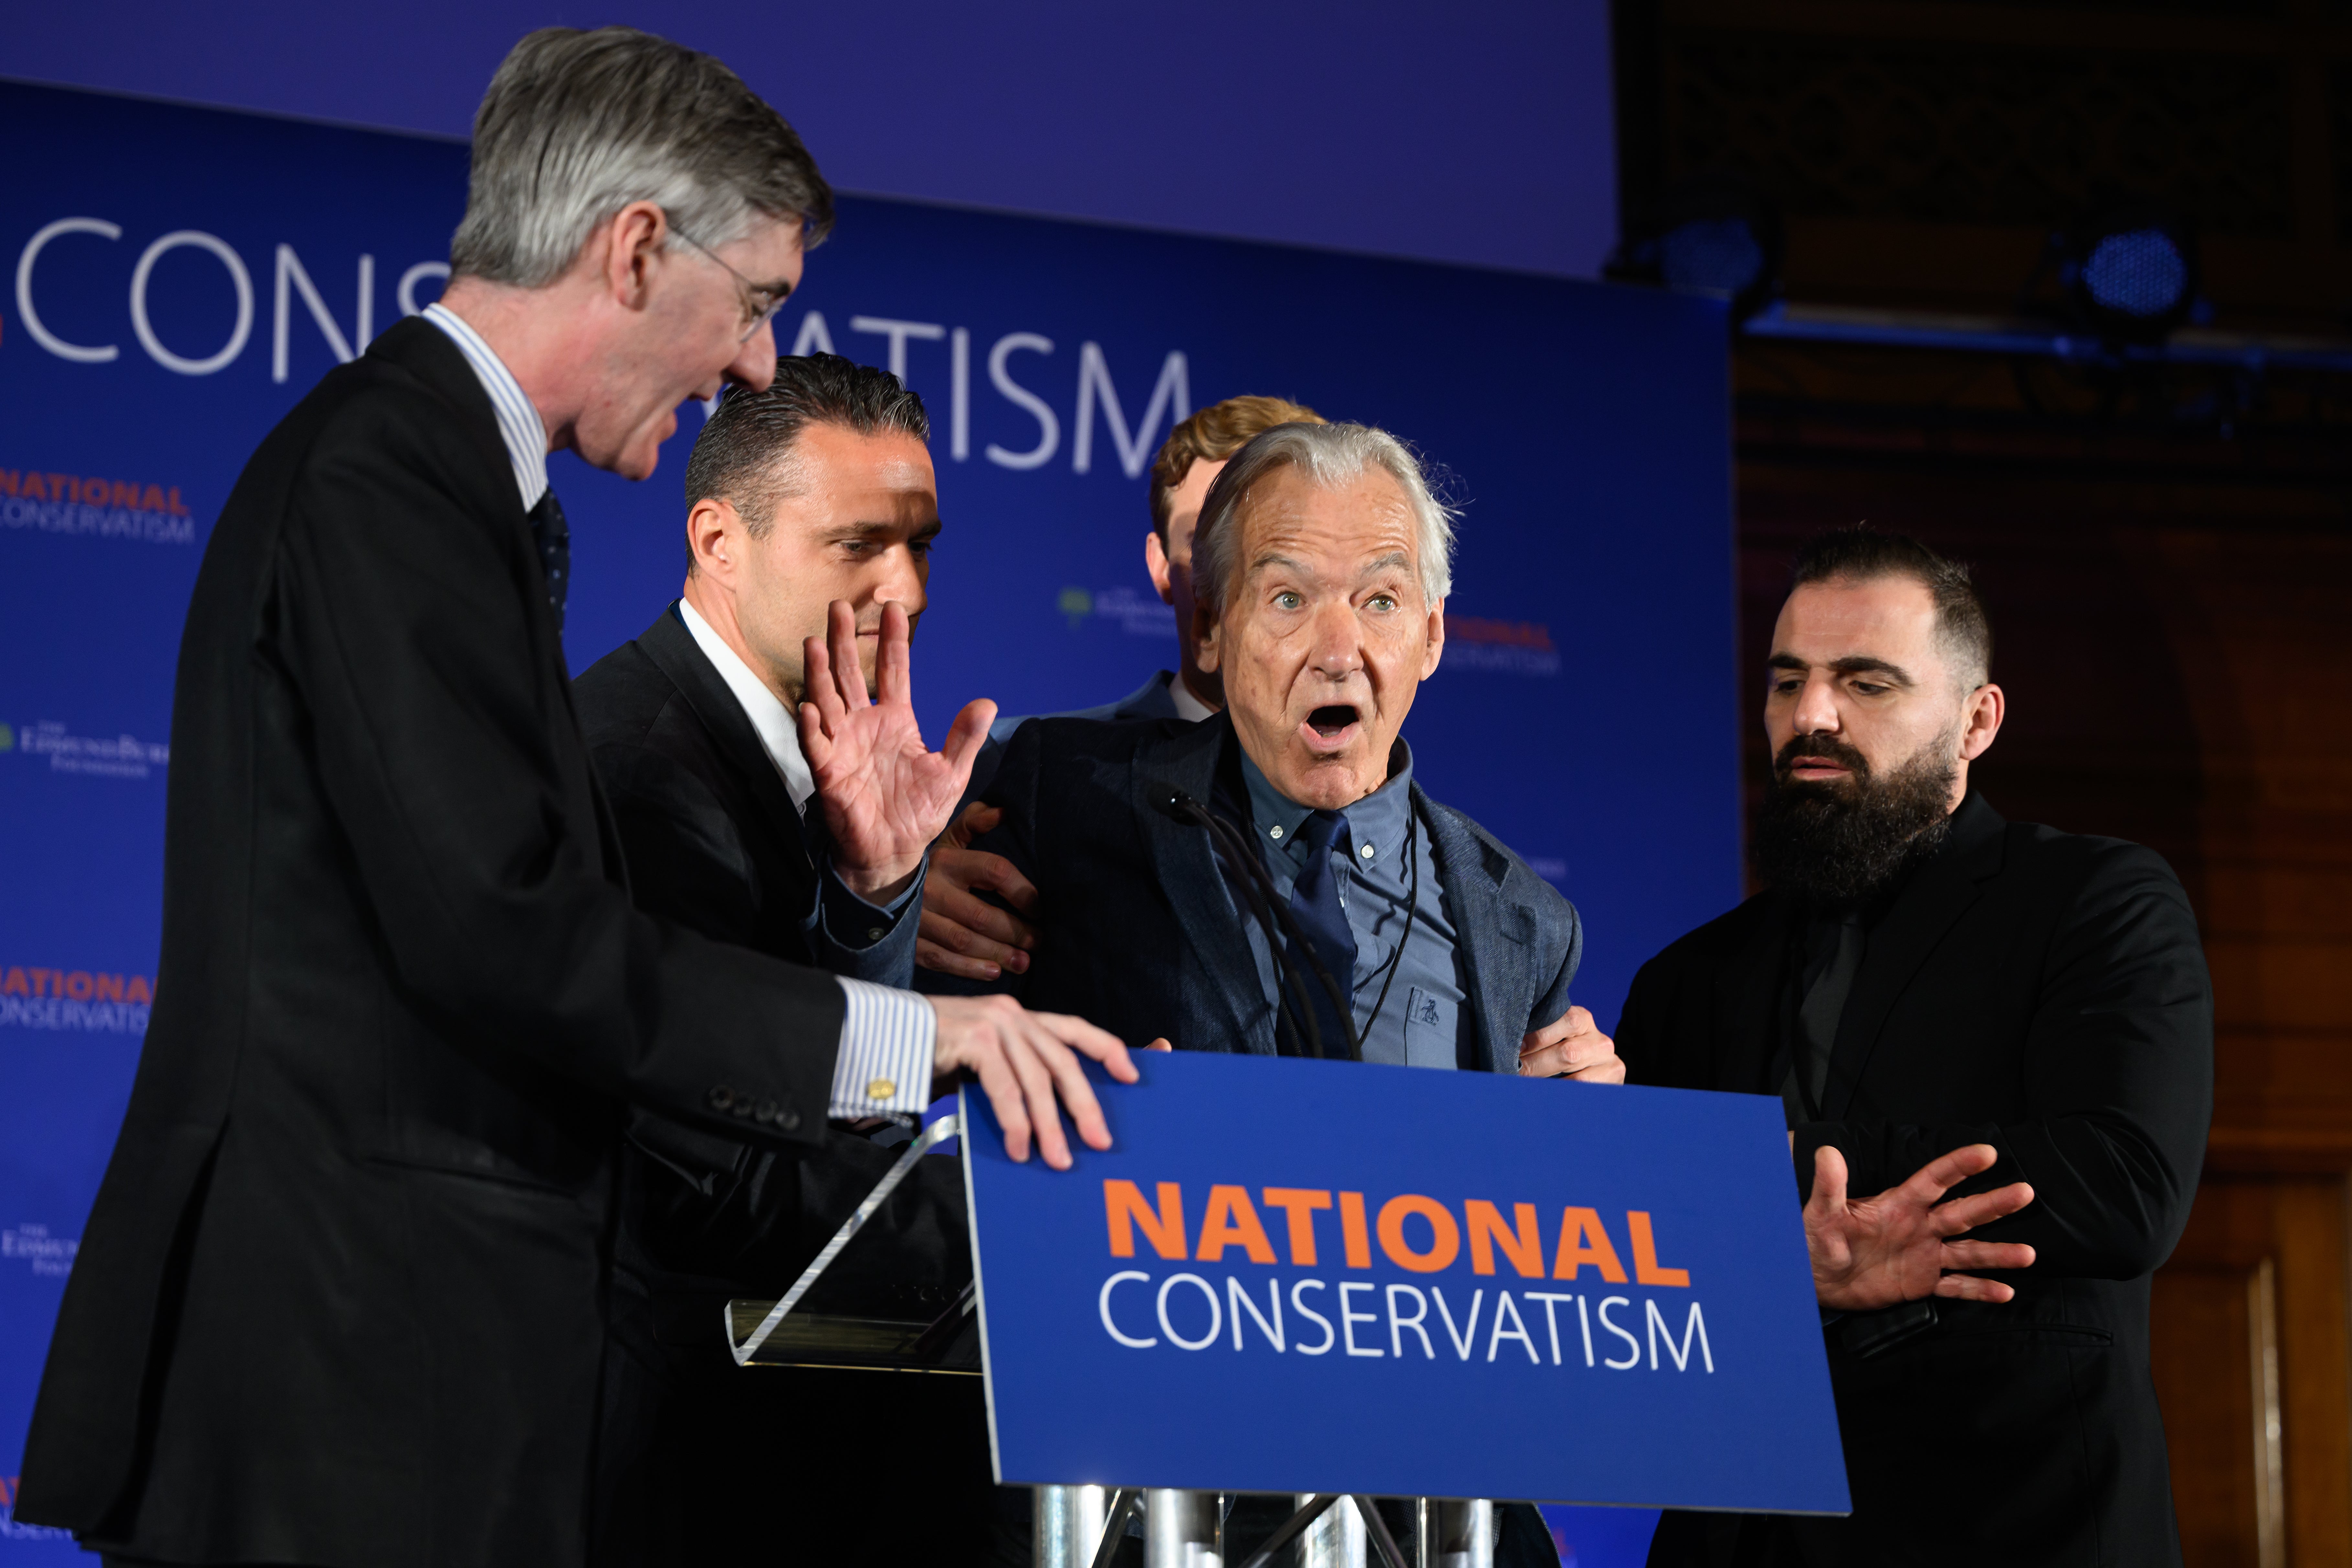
xmin=962 ymin=1052 xmax=1848 ymax=1513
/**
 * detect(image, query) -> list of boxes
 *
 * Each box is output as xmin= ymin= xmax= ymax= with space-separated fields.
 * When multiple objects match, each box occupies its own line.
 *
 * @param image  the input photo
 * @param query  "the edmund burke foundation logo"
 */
xmin=8 ymin=721 xmax=170 ymax=778
xmin=1441 ymin=615 xmax=1561 ymax=677
xmin=1 ymin=464 xmax=196 ymax=545
xmin=1 ymin=964 xmax=154 ymax=1034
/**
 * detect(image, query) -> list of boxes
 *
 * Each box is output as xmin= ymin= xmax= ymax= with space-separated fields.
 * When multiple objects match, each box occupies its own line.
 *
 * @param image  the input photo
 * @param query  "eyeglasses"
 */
xmin=670 ymin=224 xmax=789 ymax=344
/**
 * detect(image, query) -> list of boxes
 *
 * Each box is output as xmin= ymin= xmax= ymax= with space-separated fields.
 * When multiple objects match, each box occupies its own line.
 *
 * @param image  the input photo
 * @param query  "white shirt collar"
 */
xmin=421 ymin=303 xmax=550 ymax=512
xmin=676 ymin=598 xmax=815 ymax=812
xmin=1168 ymin=673 xmax=1219 ymax=724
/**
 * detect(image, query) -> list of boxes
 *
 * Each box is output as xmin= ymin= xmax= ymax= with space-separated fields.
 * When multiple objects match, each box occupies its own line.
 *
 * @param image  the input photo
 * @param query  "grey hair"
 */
xmin=449 ymin=27 xmax=834 ymax=288
xmin=1191 ymin=422 xmax=1458 ymax=616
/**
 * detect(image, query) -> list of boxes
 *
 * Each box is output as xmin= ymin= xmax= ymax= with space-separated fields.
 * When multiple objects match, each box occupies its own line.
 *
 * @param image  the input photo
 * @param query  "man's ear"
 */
xmin=1194 ymin=601 xmax=1224 ymax=674
xmin=1958 ymin=682 xmax=2005 ymax=761
xmin=1144 ymin=531 xmax=1175 ymax=607
xmin=686 ymin=497 xmax=740 ymax=581
xmin=601 ymin=200 xmax=668 ymax=309
xmin=1421 ymin=597 xmax=1447 ymax=680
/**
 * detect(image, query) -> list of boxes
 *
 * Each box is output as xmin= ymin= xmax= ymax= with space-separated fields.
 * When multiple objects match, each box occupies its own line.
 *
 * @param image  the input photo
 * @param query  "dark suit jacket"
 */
xmin=933 ymin=712 xmax=1583 ymax=1071
xmin=17 ymin=317 xmax=849 ymax=1568
xmin=964 ymin=667 xmax=1187 ymax=804
xmin=573 ymin=605 xmax=981 ymax=1567
xmin=1619 ymin=794 xmax=2213 ymax=1568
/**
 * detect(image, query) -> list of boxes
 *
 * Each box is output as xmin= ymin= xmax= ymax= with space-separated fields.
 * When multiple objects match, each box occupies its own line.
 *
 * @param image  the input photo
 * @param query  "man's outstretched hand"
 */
xmin=1806 ymin=1142 xmax=2037 ymax=1311
xmin=800 ymin=600 xmax=994 ymax=905
xmin=919 ymin=803 xmax=1043 ymax=980
xmin=931 ymin=995 xmax=1165 ymax=1169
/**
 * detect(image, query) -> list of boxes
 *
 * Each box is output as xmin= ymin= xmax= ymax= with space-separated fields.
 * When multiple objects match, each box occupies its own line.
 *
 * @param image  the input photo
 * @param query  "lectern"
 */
xmin=730 ymin=1053 xmax=1849 ymax=1565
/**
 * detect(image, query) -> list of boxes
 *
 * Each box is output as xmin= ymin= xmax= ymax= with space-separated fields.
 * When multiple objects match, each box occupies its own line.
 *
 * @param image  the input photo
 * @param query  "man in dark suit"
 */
xmin=1622 ymin=529 xmax=2214 ymax=1568
xmin=925 ymin=419 xmax=1624 ymax=1566
xmin=15 ymin=30 xmax=1134 ymax=1568
xmin=921 ymin=395 xmax=1326 ymax=985
xmin=574 ymin=354 xmax=995 ymax=1564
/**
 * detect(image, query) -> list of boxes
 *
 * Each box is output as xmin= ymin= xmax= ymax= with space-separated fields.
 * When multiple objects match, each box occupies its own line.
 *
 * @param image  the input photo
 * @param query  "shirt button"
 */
xmin=867 ymin=927 xmax=885 ymax=942
xmin=1360 ymin=843 xmax=1375 ymax=858
xmin=867 ymin=1078 xmax=898 ymax=1100
xmin=1268 ymin=825 xmax=1284 ymax=840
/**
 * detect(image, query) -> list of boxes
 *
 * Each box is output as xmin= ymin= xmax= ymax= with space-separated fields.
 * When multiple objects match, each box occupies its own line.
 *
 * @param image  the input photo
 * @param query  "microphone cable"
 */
xmin=1160 ymin=788 xmax=1357 ymax=1061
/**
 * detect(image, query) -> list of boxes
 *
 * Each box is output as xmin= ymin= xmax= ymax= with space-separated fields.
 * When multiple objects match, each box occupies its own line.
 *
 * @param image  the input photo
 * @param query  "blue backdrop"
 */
xmin=0 ymin=81 xmax=1736 ymax=1566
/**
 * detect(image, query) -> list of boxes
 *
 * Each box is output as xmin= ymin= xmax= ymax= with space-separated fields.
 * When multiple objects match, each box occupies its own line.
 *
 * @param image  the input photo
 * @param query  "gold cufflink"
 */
xmin=867 ymin=1078 xmax=897 ymax=1100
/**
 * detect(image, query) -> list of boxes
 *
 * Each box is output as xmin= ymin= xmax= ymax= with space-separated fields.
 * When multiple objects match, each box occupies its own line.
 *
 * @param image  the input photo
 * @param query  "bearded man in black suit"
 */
xmin=15 ymin=30 xmax=1134 ymax=1568
xmin=1624 ymin=529 xmax=2214 ymax=1568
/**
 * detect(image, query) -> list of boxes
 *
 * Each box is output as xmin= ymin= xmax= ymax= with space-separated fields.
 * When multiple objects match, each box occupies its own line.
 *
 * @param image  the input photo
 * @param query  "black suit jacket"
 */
xmin=17 ymin=318 xmax=849 ymax=1568
xmin=572 ymin=606 xmax=981 ymax=1568
xmin=932 ymin=712 xmax=1584 ymax=1070
xmin=1619 ymin=794 xmax=2213 ymax=1568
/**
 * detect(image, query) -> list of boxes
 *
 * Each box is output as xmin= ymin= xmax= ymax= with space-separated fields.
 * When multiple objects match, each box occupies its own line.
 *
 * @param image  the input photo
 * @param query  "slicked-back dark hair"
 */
xmin=682 ymin=354 xmax=929 ymax=567
xmin=1789 ymin=526 xmax=1993 ymax=687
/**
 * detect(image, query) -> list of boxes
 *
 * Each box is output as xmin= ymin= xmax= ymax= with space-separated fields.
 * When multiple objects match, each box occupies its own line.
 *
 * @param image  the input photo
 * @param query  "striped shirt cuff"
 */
xmin=829 ymin=977 xmax=935 ymax=1120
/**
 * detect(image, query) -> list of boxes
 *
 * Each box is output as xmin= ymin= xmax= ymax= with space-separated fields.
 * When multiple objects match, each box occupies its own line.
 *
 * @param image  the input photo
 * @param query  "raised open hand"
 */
xmin=1806 ymin=1142 xmax=2037 ymax=1311
xmin=799 ymin=599 xmax=995 ymax=904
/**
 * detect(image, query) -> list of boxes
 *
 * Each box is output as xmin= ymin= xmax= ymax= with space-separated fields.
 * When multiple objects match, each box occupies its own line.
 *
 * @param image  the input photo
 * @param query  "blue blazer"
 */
xmin=923 ymin=711 xmax=1584 ymax=1073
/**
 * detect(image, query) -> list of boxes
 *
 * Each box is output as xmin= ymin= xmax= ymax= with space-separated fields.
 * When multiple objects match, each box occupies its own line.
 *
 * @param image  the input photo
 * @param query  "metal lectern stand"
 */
xmin=725 ymin=1114 xmax=980 ymax=1372
xmin=722 ymin=1116 xmax=1500 ymax=1568
xmin=1030 ymin=1487 xmax=1495 ymax=1568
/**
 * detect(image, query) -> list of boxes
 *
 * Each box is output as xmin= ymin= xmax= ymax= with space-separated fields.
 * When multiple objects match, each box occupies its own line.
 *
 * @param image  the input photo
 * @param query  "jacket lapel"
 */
xmin=1821 ymin=793 xmax=2009 ymax=1119
xmin=636 ymin=604 xmax=814 ymax=873
xmin=1131 ymin=716 xmax=1275 ymax=1055
xmin=1421 ymin=796 xmax=1536 ymax=1076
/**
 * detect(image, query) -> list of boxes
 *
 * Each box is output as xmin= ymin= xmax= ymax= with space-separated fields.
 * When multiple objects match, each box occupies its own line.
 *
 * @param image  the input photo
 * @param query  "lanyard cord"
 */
xmin=1352 ymin=804 xmax=1419 ymax=1050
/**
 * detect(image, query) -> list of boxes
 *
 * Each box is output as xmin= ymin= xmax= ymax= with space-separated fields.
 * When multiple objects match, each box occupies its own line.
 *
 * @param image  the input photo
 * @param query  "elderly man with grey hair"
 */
xmin=925 ymin=419 xmax=1619 ymax=1561
xmin=931 ymin=421 xmax=1621 ymax=1083
xmin=13 ymin=27 xmax=1134 ymax=1568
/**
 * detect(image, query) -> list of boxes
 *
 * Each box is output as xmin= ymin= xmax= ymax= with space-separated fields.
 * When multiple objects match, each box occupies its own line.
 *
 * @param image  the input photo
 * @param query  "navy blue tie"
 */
xmin=528 ymin=487 xmax=569 ymax=632
xmin=1283 ymin=809 xmax=1359 ymax=1057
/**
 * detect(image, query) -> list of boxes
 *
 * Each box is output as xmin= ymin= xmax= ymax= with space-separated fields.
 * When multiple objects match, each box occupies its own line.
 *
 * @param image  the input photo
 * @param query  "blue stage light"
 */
xmin=2054 ymin=206 xmax=2199 ymax=344
xmin=1658 ymin=218 xmax=1767 ymax=298
xmin=1605 ymin=174 xmax=1783 ymax=327
xmin=2082 ymin=229 xmax=2191 ymax=320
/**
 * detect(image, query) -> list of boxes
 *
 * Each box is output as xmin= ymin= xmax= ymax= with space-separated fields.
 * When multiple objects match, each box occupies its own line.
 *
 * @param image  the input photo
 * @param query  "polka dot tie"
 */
xmin=528 ymin=487 xmax=569 ymax=633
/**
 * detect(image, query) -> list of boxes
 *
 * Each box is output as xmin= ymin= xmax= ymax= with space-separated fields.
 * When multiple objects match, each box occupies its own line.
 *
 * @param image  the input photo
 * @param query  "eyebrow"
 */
xmin=825 ymin=516 xmax=941 ymax=538
xmin=1768 ymin=652 xmax=1918 ymax=686
xmin=1248 ymin=549 xmax=1414 ymax=580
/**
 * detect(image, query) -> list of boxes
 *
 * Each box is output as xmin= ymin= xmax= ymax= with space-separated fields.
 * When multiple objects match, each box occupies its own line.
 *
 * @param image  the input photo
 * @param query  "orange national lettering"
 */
xmin=1196 ymin=1185 xmax=1277 ymax=1264
xmin=1465 ymin=1200 xmax=1545 ymax=1278
xmin=1553 ymin=1206 xmax=1629 ymax=1282
xmin=1103 ymin=1179 xmax=1187 ymax=1259
xmin=1377 ymin=1194 xmax=1460 ymax=1274
xmin=1628 ymin=1210 xmax=1691 ymax=1287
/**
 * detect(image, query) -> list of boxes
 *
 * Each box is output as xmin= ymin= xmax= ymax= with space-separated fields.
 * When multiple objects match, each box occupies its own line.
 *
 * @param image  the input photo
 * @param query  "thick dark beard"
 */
xmin=1753 ymin=730 xmax=1960 ymax=911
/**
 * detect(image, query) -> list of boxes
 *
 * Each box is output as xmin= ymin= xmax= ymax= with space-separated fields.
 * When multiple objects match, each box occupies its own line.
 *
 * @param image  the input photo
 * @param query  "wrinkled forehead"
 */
xmin=1234 ymin=465 xmax=1419 ymax=571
